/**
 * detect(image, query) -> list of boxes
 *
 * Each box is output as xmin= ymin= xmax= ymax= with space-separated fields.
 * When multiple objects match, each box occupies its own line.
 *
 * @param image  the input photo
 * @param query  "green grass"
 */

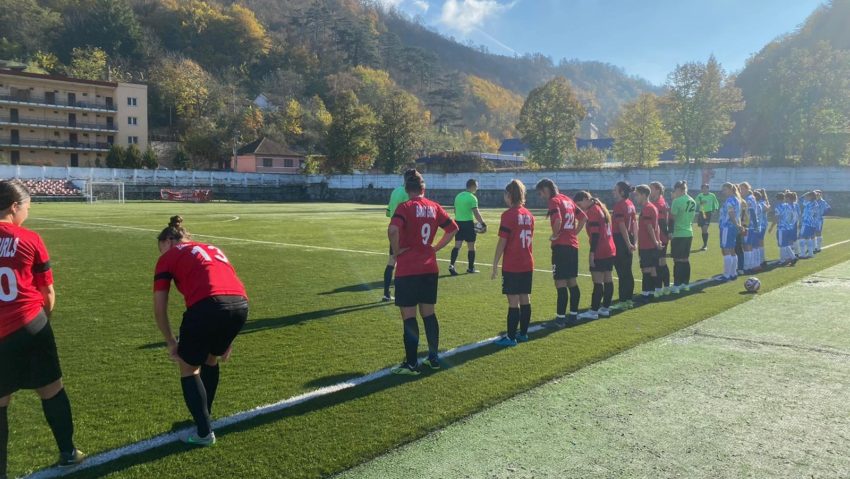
xmin=6 ymin=202 xmax=850 ymax=478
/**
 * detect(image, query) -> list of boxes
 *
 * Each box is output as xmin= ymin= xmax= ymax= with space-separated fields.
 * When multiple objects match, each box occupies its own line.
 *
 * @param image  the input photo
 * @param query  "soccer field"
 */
xmin=8 ymin=202 xmax=850 ymax=479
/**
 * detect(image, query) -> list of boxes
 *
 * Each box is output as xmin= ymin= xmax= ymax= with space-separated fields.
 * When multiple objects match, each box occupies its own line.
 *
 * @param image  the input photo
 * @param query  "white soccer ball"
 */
xmin=744 ymin=277 xmax=761 ymax=293
xmin=474 ymin=222 xmax=487 ymax=234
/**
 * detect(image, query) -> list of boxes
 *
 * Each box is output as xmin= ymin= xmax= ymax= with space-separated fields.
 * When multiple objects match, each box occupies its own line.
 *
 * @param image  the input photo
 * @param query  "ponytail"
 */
xmin=573 ymin=190 xmax=611 ymax=224
xmin=157 ymin=215 xmax=190 ymax=242
xmin=505 ymin=179 xmax=526 ymax=206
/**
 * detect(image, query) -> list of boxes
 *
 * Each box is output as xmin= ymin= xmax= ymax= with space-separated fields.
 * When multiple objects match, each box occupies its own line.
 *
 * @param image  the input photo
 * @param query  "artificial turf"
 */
xmin=5 ymin=202 xmax=850 ymax=478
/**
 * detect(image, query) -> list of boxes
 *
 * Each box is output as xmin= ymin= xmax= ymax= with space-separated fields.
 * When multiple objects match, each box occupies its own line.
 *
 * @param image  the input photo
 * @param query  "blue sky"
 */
xmin=378 ymin=0 xmax=825 ymax=84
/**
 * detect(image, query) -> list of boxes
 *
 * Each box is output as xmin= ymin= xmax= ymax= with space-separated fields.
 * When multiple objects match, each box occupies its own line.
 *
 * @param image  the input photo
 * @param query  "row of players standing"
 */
xmin=380 ymin=170 xmax=702 ymax=375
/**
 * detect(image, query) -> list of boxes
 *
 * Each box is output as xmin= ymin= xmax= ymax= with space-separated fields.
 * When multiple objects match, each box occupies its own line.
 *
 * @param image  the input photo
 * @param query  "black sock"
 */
xmin=591 ymin=283 xmax=603 ymax=311
xmin=506 ymin=307 xmax=520 ymax=339
xmin=422 ymin=314 xmax=439 ymax=359
xmin=41 ymin=389 xmax=75 ymax=453
xmin=181 ymin=375 xmax=211 ymax=438
xmin=1 ymin=406 xmax=7 ymax=477
xmin=659 ymin=265 xmax=670 ymax=287
xmin=200 ymin=364 xmax=220 ymax=414
xmin=383 ymin=265 xmax=394 ymax=297
xmin=402 ymin=317 xmax=419 ymax=366
xmin=556 ymin=287 xmax=568 ymax=316
xmin=468 ymin=250 xmax=476 ymax=270
xmin=450 ymin=247 xmax=459 ymax=266
xmin=569 ymin=286 xmax=580 ymax=314
xmin=673 ymin=262 xmax=682 ymax=285
xmin=603 ymin=282 xmax=614 ymax=308
xmin=683 ymin=262 xmax=691 ymax=285
xmin=642 ymin=272 xmax=653 ymax=293
xmin=702 ymin=232 xmax=709 ymax=247
xmin=519 ymin=304 xmax=531 ymax=335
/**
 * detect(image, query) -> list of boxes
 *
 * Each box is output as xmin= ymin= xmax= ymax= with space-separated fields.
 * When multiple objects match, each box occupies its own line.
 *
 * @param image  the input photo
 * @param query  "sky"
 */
xmin=377 ymin=0 xmax=826 ymax=84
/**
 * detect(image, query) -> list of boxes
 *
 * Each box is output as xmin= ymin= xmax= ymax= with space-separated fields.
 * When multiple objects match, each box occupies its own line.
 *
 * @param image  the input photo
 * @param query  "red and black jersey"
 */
xmin=548 ymin=193 xmax=587 ymax=248
xmin=613 ymin=199 xmax=636 ymax=237
xmin=0 ymin=223 xmax=53 ymax=339
xmin=585 ymin=204 xmax=616 ymax=260
xmin=653 ymin=196 xmax=670 ymax=243
xmin=154 ymin=241 xmax=247 ymax=308
xmin=498 ymin=206 xmax=535 ymax=273
xmin=638 ymin=202 xmax=660 ymax=250
xmin=390 ymin=196 xmax=457 ymax=277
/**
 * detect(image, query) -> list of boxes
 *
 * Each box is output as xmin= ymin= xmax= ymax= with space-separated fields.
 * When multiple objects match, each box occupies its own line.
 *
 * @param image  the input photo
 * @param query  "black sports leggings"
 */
xmin=613 ymin=234 xmax=635 ymax=301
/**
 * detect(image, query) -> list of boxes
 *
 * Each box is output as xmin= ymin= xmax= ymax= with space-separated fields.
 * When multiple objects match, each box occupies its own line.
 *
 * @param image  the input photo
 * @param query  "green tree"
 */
xmin=142 ymin=148 xmax=159 ymax=169
xmin=302 ymin=96 xmax=333 ymax=153
xmin=173 ymin=148 xmax=191 ymax=170
xmin=375 ymin=93 xmax=425 ymax=173
xmin=612 ymin=93 xmax=670 ymax=167
xmin=516 ymin=77 xmax=586 ymax=168
xmin=66 ymin=47 xmax=109 ymax=81
xmin=53 ymin=0 xmax=141 ymax=62
xmin=0 ymin=0 xmax=61 ymax=57
xmin=182 ymin=120 xmax=228 ymax=169
xmin=326 ymin=91 xmax=377 ymax=173
xmin=282 ymin=99 xmax=304 ymax=139
xmin=105 ymin=145 xmax=126 ymax=169
xmin=428 ymin=71 xmax=465 ymax=134
xmin=150 ymin=56 xmax=213 ymax=123
xmin=124 ymin=144 xmax=143 ymax=169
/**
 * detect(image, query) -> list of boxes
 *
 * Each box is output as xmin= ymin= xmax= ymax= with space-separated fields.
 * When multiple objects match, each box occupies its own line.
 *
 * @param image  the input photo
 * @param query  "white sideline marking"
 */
xmin=21 ymin=225 xmax=849 ymax=479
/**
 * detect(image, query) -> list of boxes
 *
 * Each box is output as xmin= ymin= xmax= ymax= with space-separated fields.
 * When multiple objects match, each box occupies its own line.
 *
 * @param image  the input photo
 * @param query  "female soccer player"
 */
xmin=669 ymin=180 xmax=697 ymax=293
xmin=814 ymin=190 xmax=830 ymax=253
xmin=574 ymin=191 xmax=616 ymax=320
xmin=491 ymin=180 xmax=535 ymax=346
xmin=536 ymin=179 xmax=586 ymax=327
xmin=634 ymin=185 xmax=662 ymax=304
xmin=154 ymin=216 xmax=249 ymax=446
xmin=611 ymin=181 xmax=637 ymax=309
xmin=768 ymin=192 xmax=796 ymax=266
xmin=389 ymin=172 xmax=458 ymax=375
xmin=0 ymin=180 xmax=84 ymax=477
xmin=799 ymin=191 xmax=818 ymax=259
xmin=649 ymin=182 xmax=671 ymax=295
xmin=719 ymin=183 xmax=744 ymax=281
xmin=696 ymin=184 xmax=720 ymax=251
xmin=755 ymin=189 xmax=770 ymax=267
xmin=739 ymin=182 xmax=761 ymax=273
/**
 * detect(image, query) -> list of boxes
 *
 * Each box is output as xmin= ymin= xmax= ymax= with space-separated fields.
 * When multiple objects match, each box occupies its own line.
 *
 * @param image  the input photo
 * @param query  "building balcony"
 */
xmin=0 ymin=94 xmax=117 ymax=112
xmin=0 ymin=116 xmax=117 ymax=132
xmin=0 ymin=138 xmax=111 ymax=152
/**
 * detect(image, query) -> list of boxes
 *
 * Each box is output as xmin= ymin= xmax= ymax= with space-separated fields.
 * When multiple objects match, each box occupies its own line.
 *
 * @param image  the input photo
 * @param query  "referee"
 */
xmin=449 ymin=179 xmax=486 ymax=275
xmin=695 ymin=184 xmax=719 ymax=251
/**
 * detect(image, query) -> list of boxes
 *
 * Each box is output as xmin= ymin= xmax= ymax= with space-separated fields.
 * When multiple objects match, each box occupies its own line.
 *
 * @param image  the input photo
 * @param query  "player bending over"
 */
xmin=634 ymin=185 xmax=662 ymax=304
xmin=153 ymin=216 xmax=249 ymax=446
xmin=388 ymin=172 xmax=458 ymax=375
xmin=491 ymin=180 xmax=535 ymax=346
xmin=669 ymin=180 xmax=697 ymax=292
xmin=0 ymin=180 xmax=84 ymax=477
xmin=718 ymin=183 xmax=744 ymax=281
xmin=382 ymin=169 xmax=418 ymax=302
xmin=649 ymin=182 xmax=671 ymax=295
xmin=611 ymin=182 xmax=638 ymax=310
xmin=536 ymin=179 xmax=586 ymax=327
xmin=575 ymin=191 xmax=616 ymax=320
xmin=696 ymin=184 xmax=719 ymax=251
xmin=449 ymin=179 xmax=486 ymax=275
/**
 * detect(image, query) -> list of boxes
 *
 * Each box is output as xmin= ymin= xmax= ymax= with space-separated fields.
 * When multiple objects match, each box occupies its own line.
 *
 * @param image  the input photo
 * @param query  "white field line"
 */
xmin=22 ymin=225 xmax=849 ymax=479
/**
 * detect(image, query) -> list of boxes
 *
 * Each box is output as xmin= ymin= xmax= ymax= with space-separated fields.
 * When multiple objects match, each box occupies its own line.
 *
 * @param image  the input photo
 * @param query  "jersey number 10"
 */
xmin=0 ymin=267 xmax=18 ymax=302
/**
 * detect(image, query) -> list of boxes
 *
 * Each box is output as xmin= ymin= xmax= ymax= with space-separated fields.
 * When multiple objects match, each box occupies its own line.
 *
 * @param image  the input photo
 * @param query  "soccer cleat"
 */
xmin=550 ymin=315 xmax=568 ymax=329
xmin=494 ymin=336 xmax=518 ymax=347
xmin=700 ymin=246 xmax=707 ymax=251
xmin=448 ymin=265 xmax=459 ymax=276
xmin=181 ymin=431 xmax=216 ymax=447
xmin=653 ymin=290 xmax=663 ymax=299
xmin=422 ymin=357 xmax=441 ymax=370
xmin=670 ymin=285 xmax=681 ymax=294
xmin=598 ymin=307 xmax=611 ymax=318
xmin=578 ymin=310 xmax=599 ymax=321
xmin=662 ymin=286 xmax=672 ymax=296
xmin=391 ymin=363 xmax=420 ymax=376
xmin=681 ymin=284 xmax=691 ymax=292
xmin=466 ymin=268 xmax=480 ymax=274
xmin=516 ymin=333 xmax=530 ymax=342
xmin=381 ymin=295 xmax=394 ymax=302
xmin=58 ymin=449 xmax=86 ymax=468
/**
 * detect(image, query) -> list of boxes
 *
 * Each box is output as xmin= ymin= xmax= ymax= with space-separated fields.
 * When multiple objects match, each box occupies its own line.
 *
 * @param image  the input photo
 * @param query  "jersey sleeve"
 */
xmin=498 ymin=211 xmax=511 ymax=239
xmin=575 ymin=206 xmax=588 ymax=222
xmin=547 ymin=198 xmax=559 ymax=218
xmin=153 ymin=253 xmax=174 ymax=292
xmin=390 ymin=204 xmax=407 ymax=229
xmin=31 ymin=234 xmax=53 ymax=288
xmin=612 ymin=203 xmax=625 ymax=227
xmin=437 ymin=205 xmax=458 ymax=232
xmin=471 ymin=195 xmax=479 ymax=210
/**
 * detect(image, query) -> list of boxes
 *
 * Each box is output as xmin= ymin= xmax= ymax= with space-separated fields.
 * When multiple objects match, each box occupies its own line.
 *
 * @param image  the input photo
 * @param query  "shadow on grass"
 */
xmin=319 ymin=274 xmax=455 ymax=296
xmin=304 ymin=372 xmax=367 ymax=388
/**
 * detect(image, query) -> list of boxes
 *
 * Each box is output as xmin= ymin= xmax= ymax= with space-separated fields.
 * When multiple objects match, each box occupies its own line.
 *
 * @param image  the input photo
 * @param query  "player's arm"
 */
xmin=388 ymin=224 xmax=404 ymax=258
xmin=491 ymin=237 xmax=507 ymax=280
xmin=727 ymin=205 xmax=742 ymax=231
xmin=617 ymin=220 xmax=635 ymax=250
xmin=575 ymin=210 xmax=587 ymax=236
xmin=39 ymin=284 xmax=55 ymax=317
xmin=153 ymin=290 xmax=178 ymax=360
xmin=433 ymin=219 xmax=458 ymax=253
xmin=472 ymin=207 xmax=485 ymax=227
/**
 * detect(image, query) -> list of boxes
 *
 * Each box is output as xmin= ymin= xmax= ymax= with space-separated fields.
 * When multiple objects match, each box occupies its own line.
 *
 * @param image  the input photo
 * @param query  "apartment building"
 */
xmin=0 ymin=68 xmax=147 ymax=167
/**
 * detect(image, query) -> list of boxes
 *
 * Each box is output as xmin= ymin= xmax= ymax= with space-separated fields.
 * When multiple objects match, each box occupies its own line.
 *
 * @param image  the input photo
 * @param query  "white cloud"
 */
xmin=413 ymin=0 xmax=430 ymax=12
xmin=439 ymin=0 xmax=516 ymax=33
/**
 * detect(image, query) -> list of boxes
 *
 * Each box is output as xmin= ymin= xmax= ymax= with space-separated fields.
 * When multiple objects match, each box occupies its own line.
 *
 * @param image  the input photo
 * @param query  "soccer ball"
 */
xmin=744 ymin=277 xmax=761 ymax=293
xmin=474 ymin=222 xmax=487 ymax=234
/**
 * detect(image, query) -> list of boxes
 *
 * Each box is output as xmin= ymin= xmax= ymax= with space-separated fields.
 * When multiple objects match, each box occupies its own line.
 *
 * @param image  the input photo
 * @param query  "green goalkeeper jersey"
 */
xmin=671 ymin=194 xmax=697 ymax=238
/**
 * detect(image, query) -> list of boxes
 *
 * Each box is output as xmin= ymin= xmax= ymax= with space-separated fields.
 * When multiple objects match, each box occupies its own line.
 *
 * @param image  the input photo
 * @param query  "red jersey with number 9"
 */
xmin=0 ymin=223 xmax=53 ymax=339
xmin=390 ymin=196 xmax=458 ymax=278
xmin=498 ymin=206 xmax=535 ymax=273
xmin=548 ymin=193 xmax=587 ymax=248
xmin=154 ymin=241 xmax=247 ymax=308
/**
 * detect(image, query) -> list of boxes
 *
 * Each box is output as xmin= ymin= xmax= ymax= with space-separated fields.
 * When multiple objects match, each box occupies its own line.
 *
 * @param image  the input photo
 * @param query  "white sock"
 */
xmin=785 ymin=246 xmax=794 ymax=261
xmin=724 ymin=255 xmax=733 ymax=277
xmin=779 ymin=247 xmax=786 ymax=261
xmin=808 ymin=239 xmax=816 ymax=255
xmin=816 ymin=237 xmax=822 ymax=249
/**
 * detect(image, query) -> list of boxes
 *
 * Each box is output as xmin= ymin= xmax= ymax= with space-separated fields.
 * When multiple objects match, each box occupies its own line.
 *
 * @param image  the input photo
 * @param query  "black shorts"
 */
xmin=658 ymin=239 xmax=669 ymax=258
xmin=613 ymin=234 xmax=634 ymax=260
xmin=0 ymin=311 xmax=62 ymax=397
xmin=639 ymin=249 xmax=660 ymax=269
xmin=590 ymin=257 xmax=615 ymax=272
xmin=670 ymin=237 xmax=693 ymax=260
xmin=697 ymin=211 xmax=712 ymax=227
xmin=455 ymin=220 xmax=477 ymax=243
xmin=179 ymin=295 xmax=249 ymax=367
xmin=502 ymin=271 xmax=533 ymax=295
xmin=552 ymin=245 xmax=579 ymax=280
xmin=395 ymin=274 xmax=439 ymax=307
